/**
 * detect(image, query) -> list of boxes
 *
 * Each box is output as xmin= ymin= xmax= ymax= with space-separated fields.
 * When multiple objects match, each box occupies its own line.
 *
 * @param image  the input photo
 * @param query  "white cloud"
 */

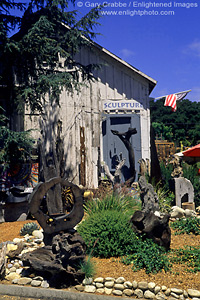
xmin=119 ymin=48 xmax=135 ymax=60
xmin=183 ymin=39 xmax=200 ymax=57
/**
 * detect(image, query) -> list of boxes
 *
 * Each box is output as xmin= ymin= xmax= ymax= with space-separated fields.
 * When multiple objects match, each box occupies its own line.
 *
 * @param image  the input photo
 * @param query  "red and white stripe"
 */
xmin=164 ymin=94 xmax=177 ymax=112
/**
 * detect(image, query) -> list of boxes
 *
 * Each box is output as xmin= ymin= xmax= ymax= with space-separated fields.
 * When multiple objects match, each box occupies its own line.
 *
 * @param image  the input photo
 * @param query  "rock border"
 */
xmin=2 ymin=232 xmax=200 ymax=299
xmin=75 ymin=276 xmax=200 ymax=299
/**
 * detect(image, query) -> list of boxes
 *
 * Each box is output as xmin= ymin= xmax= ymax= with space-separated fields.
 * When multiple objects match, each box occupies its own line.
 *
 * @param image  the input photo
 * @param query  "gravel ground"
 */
xmin=0 ymin=220 xmax=200 ymax=292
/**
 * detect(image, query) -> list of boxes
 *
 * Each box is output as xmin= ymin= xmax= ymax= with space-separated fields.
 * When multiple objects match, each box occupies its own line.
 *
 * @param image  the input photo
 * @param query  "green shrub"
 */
xmin=84 ymin=193 xmax=141 ymax=218
xmin=20 ymin=222 xmax=40 ymax=236
xmin=122 ymin=238 xmax=171 ymax=274
xmin=78 ymin=208 xmax=172 ymax=274
xmin=170 ymin=217 xmax=200 ymax=235
xmin=77 ymin=210 xmax=138 ymax=258
xmin=171 ymin=246 xmax=200 ymax=272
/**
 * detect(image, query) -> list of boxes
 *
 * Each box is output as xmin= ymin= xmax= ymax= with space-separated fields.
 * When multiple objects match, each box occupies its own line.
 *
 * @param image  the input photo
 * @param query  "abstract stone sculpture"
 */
xmin=174 ymin=177 xmax=194 ymax=208
xmin=130 ymin=210 xmax=171 ymax=250
xmin=130 ymin=176 xmax=171 ymax=250
xmin=22 ymin=230 xmax=86 ymax=287
xmin=138 ymin=176 xmax=160 ymax=214
xmin=22 ymin=177 xmax=86 ymax=288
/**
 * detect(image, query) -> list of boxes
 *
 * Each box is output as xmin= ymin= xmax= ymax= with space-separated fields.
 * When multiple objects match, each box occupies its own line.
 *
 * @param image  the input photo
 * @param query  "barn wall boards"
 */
xmin=24 ymin=41 xmax=156 ymax=188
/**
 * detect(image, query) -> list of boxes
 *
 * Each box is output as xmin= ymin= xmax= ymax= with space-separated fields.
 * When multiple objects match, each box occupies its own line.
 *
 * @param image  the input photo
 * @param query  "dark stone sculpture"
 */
xmin=130 ymin=176 xmax=171 ymax=250
xmin=21 ymin=177 xmax=86 ymax=288
xmin=138 ymin=158 xmax=148 ymax=177
xmin=22 ymin=230 xmax=86 ymax=288
xmin=138 ymin=176 xmax=160 ymax=214
xmin=130 ymin=210 xmax=171 ymax=250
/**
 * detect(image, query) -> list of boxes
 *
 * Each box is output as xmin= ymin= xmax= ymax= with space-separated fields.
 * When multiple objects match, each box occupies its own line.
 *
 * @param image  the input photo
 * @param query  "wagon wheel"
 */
xmin=29 ymin=177 xmax=84 ymax=234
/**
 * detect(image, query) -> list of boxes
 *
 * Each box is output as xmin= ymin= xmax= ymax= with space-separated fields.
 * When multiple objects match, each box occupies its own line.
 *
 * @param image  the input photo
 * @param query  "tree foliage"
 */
xmin=0 ymin=0 xmax=25 ymax=34
xmin=0 ymin=108 xmax=34 ymax=168
xmin=0 ymin=0 xmax=102 ymax=176
xmin=1 ymin=0 xmax=103 ymax=113
xmin=152 ymin=122 xmax=173 ymax=141
xmin=150 ymin=98 xmax=200 ymax=146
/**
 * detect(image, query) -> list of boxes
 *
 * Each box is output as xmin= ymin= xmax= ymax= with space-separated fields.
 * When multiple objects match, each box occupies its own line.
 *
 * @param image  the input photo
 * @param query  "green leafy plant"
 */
xmin=20 ymin=222 xmax=40 ymax=236
xmin=161 ymin=192 xmax=174 ymax=213
xmin=170 ymin=217 xmax=200 ymax=235
xmin=171 ymin=246 xmax=200 ymax=272
xmin=0 ymin=128 xmax=34 ymax=167
xmin=77 ymin=210 xmax=139 ymax=258
xmin=79 ymin=192 xmax=172 ymax=273
xmin=83 ymin=193 xmax=141 ymax=218
xmin=121 ymin=237 xmax=171 ymax=274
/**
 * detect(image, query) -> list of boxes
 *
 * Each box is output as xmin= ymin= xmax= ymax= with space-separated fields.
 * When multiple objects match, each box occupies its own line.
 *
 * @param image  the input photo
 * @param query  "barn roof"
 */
xmin=12 ymin=21 xmax=157 ymax=94
xmin=59 ymin=23 xmax=157 ymax=93
xmin=92 ymin=40 xmax=157 ymax=93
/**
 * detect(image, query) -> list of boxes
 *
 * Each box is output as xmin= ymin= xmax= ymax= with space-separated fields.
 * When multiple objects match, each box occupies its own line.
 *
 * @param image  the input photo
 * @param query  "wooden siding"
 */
xmin=24 ymin=45 xmax=155 ymax=188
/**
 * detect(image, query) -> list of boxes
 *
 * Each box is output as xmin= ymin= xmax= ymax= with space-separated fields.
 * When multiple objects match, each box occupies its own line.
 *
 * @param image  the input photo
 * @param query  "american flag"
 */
xmin=164 ymin=91 xmax=190 ymax=112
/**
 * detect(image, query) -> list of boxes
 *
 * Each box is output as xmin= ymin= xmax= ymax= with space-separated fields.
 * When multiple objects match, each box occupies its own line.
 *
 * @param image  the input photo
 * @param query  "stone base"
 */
xmin=182 ymin=202 xmax=195 ymax=211
xmin=21 ymin=230 xmax=86 ymax=288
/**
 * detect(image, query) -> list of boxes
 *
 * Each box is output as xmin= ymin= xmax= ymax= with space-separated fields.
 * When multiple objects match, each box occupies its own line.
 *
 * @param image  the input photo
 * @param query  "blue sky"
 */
xmin=73 ymin=0 xmax=200 ymax=102
xmin=10 ymin=0 xmax=200 ymax=101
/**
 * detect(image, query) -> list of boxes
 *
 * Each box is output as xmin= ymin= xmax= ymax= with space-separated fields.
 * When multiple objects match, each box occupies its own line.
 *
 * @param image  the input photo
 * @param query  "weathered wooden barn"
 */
xmin=24 ymin=40 xmax=156 ymax=188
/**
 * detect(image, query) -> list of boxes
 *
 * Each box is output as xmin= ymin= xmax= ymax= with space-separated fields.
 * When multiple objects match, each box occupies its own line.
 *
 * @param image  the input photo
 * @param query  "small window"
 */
xmin=110 ymin=117 xmax=131 ymax=125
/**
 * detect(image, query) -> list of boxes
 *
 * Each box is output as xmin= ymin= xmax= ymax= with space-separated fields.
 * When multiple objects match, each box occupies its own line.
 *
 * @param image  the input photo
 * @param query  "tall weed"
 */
xmin=154 ymin=183 xmax=174 ymax=213
xmin=84 ymin=193 xmax=141 ymax=217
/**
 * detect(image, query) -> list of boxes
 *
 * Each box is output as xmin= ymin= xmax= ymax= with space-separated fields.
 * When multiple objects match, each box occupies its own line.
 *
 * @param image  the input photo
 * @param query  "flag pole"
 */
xmin=154 ymin=90 xmax=191 ymax=100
